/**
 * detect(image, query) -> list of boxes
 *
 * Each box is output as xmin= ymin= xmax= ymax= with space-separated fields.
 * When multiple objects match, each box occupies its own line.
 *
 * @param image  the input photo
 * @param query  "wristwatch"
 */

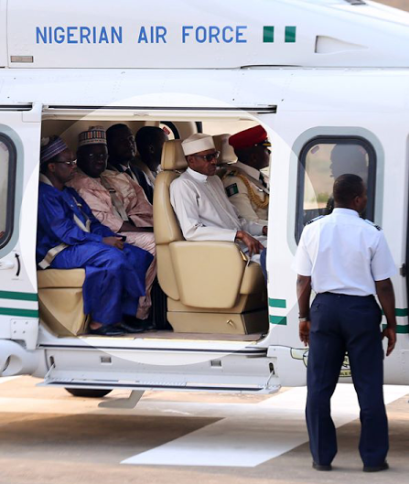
xmin=299 ymin=317 xmax=309 ymax=322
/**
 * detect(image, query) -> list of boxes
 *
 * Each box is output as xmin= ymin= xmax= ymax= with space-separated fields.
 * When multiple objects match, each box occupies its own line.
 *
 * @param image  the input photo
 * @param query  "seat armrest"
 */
xmin=240 ymin=262 xmax=266 ymax=295
xmin=170 ymin=241 xmax=246 ymax=309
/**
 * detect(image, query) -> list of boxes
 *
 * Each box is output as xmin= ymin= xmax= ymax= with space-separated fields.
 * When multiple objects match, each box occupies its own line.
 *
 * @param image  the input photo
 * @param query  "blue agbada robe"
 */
xmin=37 ymin=182 xmax=153 ymax=326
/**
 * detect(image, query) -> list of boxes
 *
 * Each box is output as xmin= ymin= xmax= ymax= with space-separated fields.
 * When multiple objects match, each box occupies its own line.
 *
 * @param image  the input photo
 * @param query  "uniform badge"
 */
xmin=226 ymin=183 xmax=239 ymax=197
xmin=307 ymin=215 xmax=325 ymax=225
xmin=365 ymin=219 xmax=382 ymax=231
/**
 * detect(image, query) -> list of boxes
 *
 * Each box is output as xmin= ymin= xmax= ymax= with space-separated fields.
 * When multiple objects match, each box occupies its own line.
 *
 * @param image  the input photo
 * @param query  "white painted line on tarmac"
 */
xmin=122 ymin=385 xmax=409 ymax=468
xmin=0 ymin=376 xmax=20 ymax=385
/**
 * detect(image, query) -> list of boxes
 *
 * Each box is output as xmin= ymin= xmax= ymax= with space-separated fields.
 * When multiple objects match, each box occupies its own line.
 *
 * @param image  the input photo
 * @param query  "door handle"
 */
xmin=0 ymin=260 xmax=15 ymax=270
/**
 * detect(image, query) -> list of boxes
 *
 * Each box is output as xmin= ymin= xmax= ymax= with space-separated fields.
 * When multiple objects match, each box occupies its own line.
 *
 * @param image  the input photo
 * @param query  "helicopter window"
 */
xmin=0 ymin=134 xmax=16 ymax=248
xmin=296 ymin=137 xmax=376 ymax=242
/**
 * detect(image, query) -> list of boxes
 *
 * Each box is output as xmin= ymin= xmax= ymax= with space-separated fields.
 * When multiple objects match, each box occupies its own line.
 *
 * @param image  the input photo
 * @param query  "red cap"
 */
xmin=229 ymin=125 xmax=270 ymax=150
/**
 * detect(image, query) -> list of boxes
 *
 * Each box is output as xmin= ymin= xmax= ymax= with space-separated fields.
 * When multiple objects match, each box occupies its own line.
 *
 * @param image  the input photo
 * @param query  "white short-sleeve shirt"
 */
xmin=294 ymin=208 xmax=397 ymax=296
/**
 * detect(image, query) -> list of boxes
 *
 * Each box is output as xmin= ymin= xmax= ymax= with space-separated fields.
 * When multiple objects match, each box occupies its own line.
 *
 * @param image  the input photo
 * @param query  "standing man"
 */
xmin=106 ymin=124 xmax=154 ymax=203
xmin=170 ymin=133 xmax=267 ymax=259
xmin=134 ymin=126 xmax=168 ymax=202
xmin=223 ymin=125 xmax=270 ymax=225
xmin=295 ymin=174 xmax=397 ymax=472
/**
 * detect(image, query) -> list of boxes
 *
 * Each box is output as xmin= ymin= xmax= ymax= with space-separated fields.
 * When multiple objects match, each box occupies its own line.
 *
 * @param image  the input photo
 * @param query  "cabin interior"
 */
xmin=37 ymin=116 xmax=270 ymax=342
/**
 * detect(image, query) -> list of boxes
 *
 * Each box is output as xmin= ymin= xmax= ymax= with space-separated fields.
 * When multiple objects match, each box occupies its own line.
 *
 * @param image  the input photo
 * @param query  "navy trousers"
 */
xmin=51 ymin=242 xmax=153 ymax=326
xmin=260 ymin=248 xmax=267 ymax=283
xmin=306 ymin=292 xmax=388 ymax=467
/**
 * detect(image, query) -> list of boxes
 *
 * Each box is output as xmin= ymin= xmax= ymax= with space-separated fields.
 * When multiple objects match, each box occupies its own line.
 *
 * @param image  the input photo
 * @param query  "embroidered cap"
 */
xmin=182 ymin=134 xmax=215 ymax=156
xmin=40 ymin=136 xmax=69 ymax=164
xmin=78 ymin=126 xmax=107 ymax=147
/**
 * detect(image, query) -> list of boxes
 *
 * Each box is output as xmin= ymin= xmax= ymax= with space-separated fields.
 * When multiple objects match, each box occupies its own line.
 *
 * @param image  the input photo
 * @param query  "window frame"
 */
xmin=0 ymin=133 xmax=17 ymax=249
xmin=160 ymin=121 xmax=180 ymax=139
xmin=295 ymin=136 xmax=377 ymax=243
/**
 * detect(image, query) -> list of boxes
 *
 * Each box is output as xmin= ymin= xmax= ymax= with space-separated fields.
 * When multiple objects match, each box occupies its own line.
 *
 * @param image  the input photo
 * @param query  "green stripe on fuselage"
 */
xmin=0 ymin=291 xmax=38 ymax=302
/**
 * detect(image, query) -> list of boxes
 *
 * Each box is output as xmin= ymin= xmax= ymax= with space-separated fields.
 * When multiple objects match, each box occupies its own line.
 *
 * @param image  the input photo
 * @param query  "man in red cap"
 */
xmin=223 ymin=125 xmax=271 ymax=224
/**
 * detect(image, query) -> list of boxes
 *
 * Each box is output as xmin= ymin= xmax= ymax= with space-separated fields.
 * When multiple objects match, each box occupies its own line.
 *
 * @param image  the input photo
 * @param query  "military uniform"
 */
xmin=222 ymin=161 xmax=269 ymax=225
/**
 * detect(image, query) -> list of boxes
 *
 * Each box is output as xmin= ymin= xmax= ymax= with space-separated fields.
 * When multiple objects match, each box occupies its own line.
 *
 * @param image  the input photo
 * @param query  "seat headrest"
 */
xmin=161 ymin=140 xmax=187 ymax=171
xmin=213 ymin=134 xmax=237 ymax=165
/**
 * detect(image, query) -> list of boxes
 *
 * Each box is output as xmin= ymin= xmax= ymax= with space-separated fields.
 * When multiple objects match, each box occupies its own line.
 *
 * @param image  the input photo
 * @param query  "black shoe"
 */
xmin=363 ymin=462 xmax=389 ymax=473
xmin=312 ymin=462 xmax=332 ymax=471
xmin=142 ymin=320 xmax=156 ymax=331
xmin=89 ymin=324 xmax=125 ymax=336
xmin=123 ymin=315 xmax=156 ymax=332
xmin=118 ymin=321 xmax=145 ymax=334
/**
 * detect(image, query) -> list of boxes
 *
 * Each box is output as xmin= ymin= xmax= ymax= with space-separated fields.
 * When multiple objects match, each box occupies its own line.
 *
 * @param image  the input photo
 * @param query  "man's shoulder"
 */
xmin=39 ymin=182 xmax=59 ymax=200
xmin=131 ymin=157 xmax=147 ymax=172
xmin=68 ymin=172 xmax=95 ymax=190
xmin=103 ymin=169 xmax=125 ymax=180
xmin=103 ymin=169 xmax=132 ymax=187
xmin=307 ymin=215 xmax=326 ymax=225
xmin=170 ymin=172 xmax=193 ymax=192
xmin=363 ymin=219 xmax=382 ymax=231
xmin=39 ymin=181 xmax=53 ymax=193
xmin=301 ymin=215 xmax=327 ymax=240
xmin=65 ymin=186 xmax=80 ymax=198
xmin=222 ymin=170 xmax=248 ymax=194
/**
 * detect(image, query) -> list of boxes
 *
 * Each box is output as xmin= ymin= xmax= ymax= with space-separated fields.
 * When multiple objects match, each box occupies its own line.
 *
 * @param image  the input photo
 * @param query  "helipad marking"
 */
xmin=122 ymin=385 xmax=409 ymax=468
xmin=0 ymin=376 xmax=20 ymax=384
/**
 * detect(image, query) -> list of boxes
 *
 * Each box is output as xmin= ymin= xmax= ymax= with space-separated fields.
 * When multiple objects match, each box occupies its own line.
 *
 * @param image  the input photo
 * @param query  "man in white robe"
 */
xmin=170 ymin=134 xmax=267 ymax=259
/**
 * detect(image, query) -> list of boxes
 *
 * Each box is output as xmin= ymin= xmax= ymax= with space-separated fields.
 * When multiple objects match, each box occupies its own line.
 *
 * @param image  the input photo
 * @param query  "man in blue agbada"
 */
xmin=37 ymin=136 xmax=154 ymax=336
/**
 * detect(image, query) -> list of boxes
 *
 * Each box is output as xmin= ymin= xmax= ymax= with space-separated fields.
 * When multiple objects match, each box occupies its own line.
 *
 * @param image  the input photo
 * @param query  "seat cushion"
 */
xmin=37 ymin=269 xmax=85 ymax=289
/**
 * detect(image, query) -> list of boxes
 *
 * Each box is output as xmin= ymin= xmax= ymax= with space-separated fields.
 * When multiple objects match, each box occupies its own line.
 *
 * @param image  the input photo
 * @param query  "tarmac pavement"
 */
xmin=0 ymin=376 xmax=409 ymax=484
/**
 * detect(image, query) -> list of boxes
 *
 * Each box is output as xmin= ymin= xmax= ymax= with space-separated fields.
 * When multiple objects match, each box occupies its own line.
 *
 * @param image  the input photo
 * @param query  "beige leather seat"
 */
xmin=38 ymin=269 xmax=88 ymax=336
xmin=153 ymin=139 xmax=268 ymax=335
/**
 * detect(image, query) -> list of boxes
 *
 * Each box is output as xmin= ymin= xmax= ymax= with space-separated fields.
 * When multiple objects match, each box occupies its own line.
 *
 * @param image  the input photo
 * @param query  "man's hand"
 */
xmin=376 ymin=278 xmax=397 ymax=357
xmin=235 ymin=230 xmax=264 ymax=257
xmin=382 ymin=326 xmax=396 ymax=356
xmin=103 ymin=236 xmax=124 ymax=250
xmin=299 ymin=320 xmax=311 ymax=347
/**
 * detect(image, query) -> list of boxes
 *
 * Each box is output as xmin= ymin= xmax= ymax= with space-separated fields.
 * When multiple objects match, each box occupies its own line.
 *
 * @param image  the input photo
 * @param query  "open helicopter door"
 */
xmin=0 ymin=103 xmax=43 ymax=376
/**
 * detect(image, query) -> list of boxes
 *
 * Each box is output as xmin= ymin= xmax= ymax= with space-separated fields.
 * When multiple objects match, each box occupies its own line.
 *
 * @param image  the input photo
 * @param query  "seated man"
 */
xmin=106 ymin=123 xmax=154 ymax=203
xmin=170 ymin=133 xmax=267 ymax=259
xmin=223 ymin=125 xmax=270 ymax=225
xmin=67 ymin=127 xmax=156 ymax=322
xmin=134 ymin=126 xmax=168 ymax=202
xmin=37 ymin=136 xmax=153 ymax=336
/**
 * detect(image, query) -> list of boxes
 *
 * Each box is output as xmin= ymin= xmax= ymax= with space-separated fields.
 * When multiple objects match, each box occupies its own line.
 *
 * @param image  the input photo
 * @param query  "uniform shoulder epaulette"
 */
xmin=364 ymin=219 xmax=382 ymax=231
xmin=307 ymin=215 xmax=325 ymax=225
xmin=225 ymin=169 xmax=239 ymax=177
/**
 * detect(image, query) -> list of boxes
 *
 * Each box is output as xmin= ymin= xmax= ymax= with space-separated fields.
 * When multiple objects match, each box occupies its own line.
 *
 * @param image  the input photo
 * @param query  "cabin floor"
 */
xmin=1 ymin=376 xmax=408 ymax=484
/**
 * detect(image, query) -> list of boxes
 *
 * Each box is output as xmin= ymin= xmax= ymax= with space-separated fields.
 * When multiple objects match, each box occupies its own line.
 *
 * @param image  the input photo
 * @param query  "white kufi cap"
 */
xmin=182 ymin=133 xmax=215 ymax=156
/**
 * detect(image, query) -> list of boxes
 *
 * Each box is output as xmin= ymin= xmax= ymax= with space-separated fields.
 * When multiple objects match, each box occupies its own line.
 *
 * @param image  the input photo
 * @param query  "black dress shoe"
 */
xmin=363 ymin=462 xmax=389 ymax=473
xmin=89 ymin=325 xmax=125 ymax=336
xmin=123 ymin=315 xmax=156 ymax=332
xmin=141 ymin=320 xmax=156 ymax=331
xmin=118 ymin=321 xmax=145 ymax=334
xmin=312 ymin=462 xmax=332 ymax=471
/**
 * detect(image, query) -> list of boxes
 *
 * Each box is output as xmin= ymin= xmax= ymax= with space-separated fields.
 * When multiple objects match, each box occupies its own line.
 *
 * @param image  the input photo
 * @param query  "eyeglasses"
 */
xmin=194 ymin=151 xmax=220 ymax=162
xmin=54 ymin=159 xmax=77 ymax=166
